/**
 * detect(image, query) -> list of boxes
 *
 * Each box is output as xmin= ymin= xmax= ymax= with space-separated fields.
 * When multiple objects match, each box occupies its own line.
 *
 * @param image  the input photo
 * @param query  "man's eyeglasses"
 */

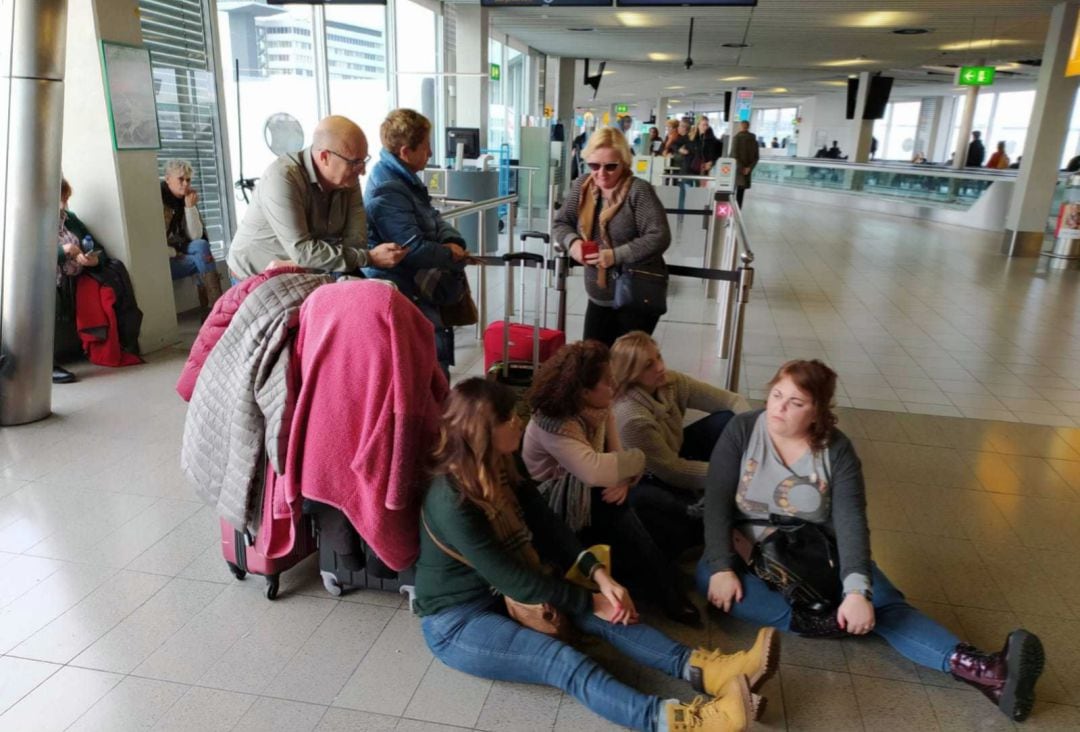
xmin=587 ymin=162 xmax=621 ymax=172
xmin=327 ymin=149 xmax=371 ymax=169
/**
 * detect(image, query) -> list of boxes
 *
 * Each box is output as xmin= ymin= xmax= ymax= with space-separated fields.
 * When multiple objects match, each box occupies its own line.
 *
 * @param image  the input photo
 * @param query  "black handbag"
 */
xmin=613 ymin=265 xmax=668 ymax=316
xmin=743 ymin=515 xmax=843 ymax=613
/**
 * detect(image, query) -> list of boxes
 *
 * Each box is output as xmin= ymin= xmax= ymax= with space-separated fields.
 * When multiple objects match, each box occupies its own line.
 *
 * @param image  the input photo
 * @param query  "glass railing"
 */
xmin=755 ymin=159 xmax=1018 ymax=210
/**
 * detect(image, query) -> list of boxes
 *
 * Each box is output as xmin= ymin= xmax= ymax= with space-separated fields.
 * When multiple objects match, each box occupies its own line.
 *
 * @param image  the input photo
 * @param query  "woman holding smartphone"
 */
xmin=364 ymin=108 xmax=470 ymax=375
xmin=552 ymin=127 xmax=671 ymax=346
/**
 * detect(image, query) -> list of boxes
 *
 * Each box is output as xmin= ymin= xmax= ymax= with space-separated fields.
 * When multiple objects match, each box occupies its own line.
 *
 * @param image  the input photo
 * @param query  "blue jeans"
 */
xmin=421 ymin=595 xmax=691 ymax=732
xmin=169 ymin=239 xmax=217 ymax=284
xmin=695 ymin=560 xmax=960 ymax=672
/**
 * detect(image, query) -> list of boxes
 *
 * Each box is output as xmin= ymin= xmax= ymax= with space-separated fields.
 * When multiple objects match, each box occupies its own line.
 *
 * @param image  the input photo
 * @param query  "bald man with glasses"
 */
xmin=227 ymin=115 xmax=406 ymax=280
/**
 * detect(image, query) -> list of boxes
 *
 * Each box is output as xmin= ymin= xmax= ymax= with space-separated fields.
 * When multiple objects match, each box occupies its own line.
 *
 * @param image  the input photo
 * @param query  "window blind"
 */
xmin=138 ymin=0 xmax=230 ymax=257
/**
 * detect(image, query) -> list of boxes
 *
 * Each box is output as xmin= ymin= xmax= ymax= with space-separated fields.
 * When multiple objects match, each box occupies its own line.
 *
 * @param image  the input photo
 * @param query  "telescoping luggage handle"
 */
xmin=502 ymin=251 xmax=545 ymax=378
xmin=519 ymin=230 xmax=565 ymax=332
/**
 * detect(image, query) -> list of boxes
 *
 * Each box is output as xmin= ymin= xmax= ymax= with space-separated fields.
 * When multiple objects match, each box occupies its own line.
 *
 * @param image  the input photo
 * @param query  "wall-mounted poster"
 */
xmin=100 ymin=42 xmax=161 ymax=150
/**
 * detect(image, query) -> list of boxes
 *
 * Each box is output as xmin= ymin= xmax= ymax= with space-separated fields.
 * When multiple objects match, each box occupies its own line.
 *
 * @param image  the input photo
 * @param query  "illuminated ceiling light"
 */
xmin=718 ymin=75 xmax=753 ymax=81
xmin=818 ymin=80 xmax=849 ymax=87
xmin=666 ymin=85 xmax=685 ymax=90
xmin=840 ymin=11 xmax=920 ymax=28
xmin=770 ymin=87 xmax=789 ymax=93
xmin=649 ymin=52 xmax=675 ymax=61
xmin=821 ymin=58 xmax=876 ymax=67
xmin=616 ymin=12 xmax=651 ymax=28
xmin=939 ymin=39 xmax=1021 ymax=51
xmin=669 ymin=99 xmax=681 ymax=103
xmin=602 ymin=69 xmax=616 ymax=75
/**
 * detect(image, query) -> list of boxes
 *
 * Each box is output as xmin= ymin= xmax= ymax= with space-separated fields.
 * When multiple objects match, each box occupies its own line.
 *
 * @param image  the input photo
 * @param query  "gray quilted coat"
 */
xmin=181 ymin=273 xmax=331 ymax=531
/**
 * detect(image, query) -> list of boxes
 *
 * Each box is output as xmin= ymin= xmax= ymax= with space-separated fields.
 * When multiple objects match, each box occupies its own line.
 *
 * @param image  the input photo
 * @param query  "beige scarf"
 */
xmin=577 ymin=173 xmax=632 ymax=288
xmin=472 ymin=460 xmax=542 ymax=571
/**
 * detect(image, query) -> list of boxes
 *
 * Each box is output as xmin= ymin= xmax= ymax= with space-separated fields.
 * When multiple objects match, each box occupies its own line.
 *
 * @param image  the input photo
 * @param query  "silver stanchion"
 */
xmin=724 ymin=254 xmax=755 ymax=392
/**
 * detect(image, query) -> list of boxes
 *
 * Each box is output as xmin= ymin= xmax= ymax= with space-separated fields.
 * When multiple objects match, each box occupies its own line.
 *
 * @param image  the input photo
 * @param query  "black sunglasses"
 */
xmin=587 ymin=162 xmax=621 ymax=172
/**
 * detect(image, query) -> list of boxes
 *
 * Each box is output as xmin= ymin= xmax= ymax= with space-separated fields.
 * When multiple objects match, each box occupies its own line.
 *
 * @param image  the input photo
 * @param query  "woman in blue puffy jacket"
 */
xmin=363 ymin=108 xmax=470 ymax=375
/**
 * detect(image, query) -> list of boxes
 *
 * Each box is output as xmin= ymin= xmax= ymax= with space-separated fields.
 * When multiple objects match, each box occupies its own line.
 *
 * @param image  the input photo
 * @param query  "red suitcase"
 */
xmin=483 ymin=233 xmax=566 ymax=372
xmin=221 ymin=514 xmax=318 ymax=600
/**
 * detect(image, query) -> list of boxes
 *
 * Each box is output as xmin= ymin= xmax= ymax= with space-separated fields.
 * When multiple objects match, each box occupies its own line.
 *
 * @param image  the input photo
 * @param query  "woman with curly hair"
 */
xmin=698 ymin=359 xmax=1046 ymax=723
xmin=521 ymin=340 xmax=700 ymax=625
xmin=415 ymin=378 xmax=778 ymax=732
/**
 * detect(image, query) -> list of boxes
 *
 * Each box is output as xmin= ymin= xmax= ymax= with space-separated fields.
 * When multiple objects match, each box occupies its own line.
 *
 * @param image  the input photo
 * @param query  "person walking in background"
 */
xmin=647 ymin=126 xmax=664 ymax=156
xmin=161 ymin=159 xmax=224 ymax=314
xmin=553 ymin=127 xmax=671 ymax=345
xmin=689 ymin=116 xmax=722 ymax=186
xmin=966 ymin=130 xmax=986 ymax=167
xmin=731 ymin=121 xmax=760 ymax=209
xmin=986 ymin=141 xmax=1010 ymax=170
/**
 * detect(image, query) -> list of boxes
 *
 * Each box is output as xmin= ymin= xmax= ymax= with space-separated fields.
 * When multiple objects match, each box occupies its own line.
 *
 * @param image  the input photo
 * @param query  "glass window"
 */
xmin=987 ymin=90 xmax=1035 ymax=160
xmin=946 ymin=92 xmax=995 ymax=163
xmin=752 ymin=107 xmax=797 ymax=148
xmin=1062 ymin=94 xmax=1080 ymax=168
xmin=488 ymin=37 xmax=505 ymax=154
xmin=141 ymin=0 xmax=230 ymax=255
xmin=879 ymin=101 xmax=920 ymax=161
xmin=216 ymin=1 xmax=319 ymax=224
xmin=325 ymin=3 xmax=389 ymax=187
xmin=395 ymin=0 xmax=440 ymax=159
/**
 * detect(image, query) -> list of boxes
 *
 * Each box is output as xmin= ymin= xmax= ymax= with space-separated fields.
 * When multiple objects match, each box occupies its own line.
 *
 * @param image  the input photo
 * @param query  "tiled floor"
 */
xmin=2 ymin=198 xmax=1080 ymax=730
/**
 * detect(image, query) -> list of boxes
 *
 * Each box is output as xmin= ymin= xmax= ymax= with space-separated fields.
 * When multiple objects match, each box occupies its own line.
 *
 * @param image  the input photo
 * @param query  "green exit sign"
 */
xmin=615 ymin=103 xmax=629 ymax=114
xmin=957 ymin=65 xmax=995 ymax=86
xmin=490 ymin=63 xmax=501 ymax=81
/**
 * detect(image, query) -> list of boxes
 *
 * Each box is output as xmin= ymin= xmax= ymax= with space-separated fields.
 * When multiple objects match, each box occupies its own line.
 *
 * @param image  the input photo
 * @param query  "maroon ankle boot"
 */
xmin=948 ymin=629 xmax=1045 ymax=722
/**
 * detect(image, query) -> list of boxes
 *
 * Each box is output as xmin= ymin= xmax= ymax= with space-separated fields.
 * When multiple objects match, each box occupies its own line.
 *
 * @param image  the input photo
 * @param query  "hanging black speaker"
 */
xmin=863 ymin=76 xmax=894 ymax=120
xmin=724 ymin=91 xmax=732 ymax=122
xmin=845 ymin=78 xmax=859 ymax=120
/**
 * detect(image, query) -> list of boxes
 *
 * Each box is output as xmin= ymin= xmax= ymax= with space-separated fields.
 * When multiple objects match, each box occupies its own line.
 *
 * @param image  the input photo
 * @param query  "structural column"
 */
xmin=453 ymin=4 xmax=489 ymax=147
xmin=554 ymin=56 xmax=576 ymax=196
xmin=1003 ymin=0 xmax=1080 ymax=256
xmin=851 ymin=71 xmax=874 ymax=163
xmin=952 ymin=85 xmax=979 ymax=169
xmin=0 ymin=0 xmax=68 ymax=425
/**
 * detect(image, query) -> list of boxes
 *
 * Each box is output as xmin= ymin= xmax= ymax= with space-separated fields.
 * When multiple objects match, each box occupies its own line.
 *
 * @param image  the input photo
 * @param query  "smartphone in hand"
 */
xmin=580 ymin=240 xmax=599 ymax=260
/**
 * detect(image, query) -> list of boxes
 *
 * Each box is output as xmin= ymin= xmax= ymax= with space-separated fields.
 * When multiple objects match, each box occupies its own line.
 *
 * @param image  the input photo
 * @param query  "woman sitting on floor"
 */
xmin=610 ymin=331 xmax=750 ymax=556
xmin=696 ymin=358 xmax=1046 ymax=722
xmin=415 ymin=378 xmax=779 ymax=732
xmin=521 ymin=340 xmax=700 ymax=626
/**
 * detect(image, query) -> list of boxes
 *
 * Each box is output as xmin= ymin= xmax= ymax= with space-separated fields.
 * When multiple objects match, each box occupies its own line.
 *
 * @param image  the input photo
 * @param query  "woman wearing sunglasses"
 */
xmin=553 ymin=127 xmax=671 ymax=346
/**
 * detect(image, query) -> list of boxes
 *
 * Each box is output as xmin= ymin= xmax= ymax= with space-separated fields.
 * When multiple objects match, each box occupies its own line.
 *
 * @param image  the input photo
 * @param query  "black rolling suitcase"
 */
xmin=306 ymin=500 xmax=416 ymax=606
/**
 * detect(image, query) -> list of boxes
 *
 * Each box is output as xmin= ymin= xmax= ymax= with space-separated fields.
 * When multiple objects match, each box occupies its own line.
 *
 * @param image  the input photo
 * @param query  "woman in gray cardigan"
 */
xmin=552 ymin=127 xmax=670 ymax=346
xmin=696 ymin=359 xmax=1046 ymax=723
xmin=611 ymin=331 xmax=749 ymax=556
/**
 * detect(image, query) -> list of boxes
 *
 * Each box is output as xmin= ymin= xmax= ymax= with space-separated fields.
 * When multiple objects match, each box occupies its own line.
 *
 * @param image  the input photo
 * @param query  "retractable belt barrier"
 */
xmin=469 ymin=255 xmax=739 ymax=282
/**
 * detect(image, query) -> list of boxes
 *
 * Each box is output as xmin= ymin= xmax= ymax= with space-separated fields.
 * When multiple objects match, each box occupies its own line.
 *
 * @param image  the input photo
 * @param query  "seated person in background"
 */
xmin=226 ymin=115 xmax=406 ymax=280
xmin=54 ymin=177 xmax=102 ymax=384
xmin=826 ymin=141 xmax=843 ymax=159
xmin=416 ymin=377 xmax=779 ymax=732
xmin=610 ymin=331 xmax=750 ymax=556
xmin=363 ymin=108 xmax=470 ymax=376
xmin=1009 ymin=156 xmax=1022 ymax=170
xmin=522 ymin=341 xmax=700 ymax=626
xmin=986 ymin=141 xmax=1011 ymax=170
xmin=813 ymin=146 xmax=829 ymax=159
xmin=911 ymin=152 xmax=928 ymax=164
xmin=697 ymin=359 xmax=1046 ymax=723
xmin=161 ymin=159 xmax=223 ymax=312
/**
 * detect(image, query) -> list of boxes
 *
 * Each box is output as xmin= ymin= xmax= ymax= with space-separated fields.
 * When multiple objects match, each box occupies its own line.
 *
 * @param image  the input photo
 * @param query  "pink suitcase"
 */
xmin=220 ymin=515 xmax=317 ymax=600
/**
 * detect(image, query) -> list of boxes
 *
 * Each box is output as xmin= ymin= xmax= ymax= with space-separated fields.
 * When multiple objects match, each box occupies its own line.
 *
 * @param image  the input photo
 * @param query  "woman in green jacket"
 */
xmin=414 ymin=378 xmax=778 ymax=732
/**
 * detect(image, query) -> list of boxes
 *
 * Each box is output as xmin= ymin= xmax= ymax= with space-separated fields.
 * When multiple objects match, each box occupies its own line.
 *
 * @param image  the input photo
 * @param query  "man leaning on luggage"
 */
xmin=226 ymin=115 xmax=407 ymax=280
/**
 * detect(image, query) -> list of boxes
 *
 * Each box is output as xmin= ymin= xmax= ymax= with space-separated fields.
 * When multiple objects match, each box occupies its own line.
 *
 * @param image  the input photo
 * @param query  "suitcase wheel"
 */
xmin=227 ymin=561 xmax=246 ymax=581
xmin=321 ymin=571 xmax=343 ymax=597
xmin=265 ymin=575 xmax=280 ymax=600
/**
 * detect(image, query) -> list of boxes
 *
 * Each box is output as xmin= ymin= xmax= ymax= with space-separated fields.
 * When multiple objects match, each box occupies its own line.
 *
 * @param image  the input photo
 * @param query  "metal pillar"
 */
xmin=0 ymin=0 xmax=68 ymax=425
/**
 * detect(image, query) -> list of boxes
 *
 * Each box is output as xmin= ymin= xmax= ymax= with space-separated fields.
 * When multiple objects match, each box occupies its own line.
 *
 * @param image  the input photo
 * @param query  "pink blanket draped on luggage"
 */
xmin=279 ymin=281 xmax=448 ymax=569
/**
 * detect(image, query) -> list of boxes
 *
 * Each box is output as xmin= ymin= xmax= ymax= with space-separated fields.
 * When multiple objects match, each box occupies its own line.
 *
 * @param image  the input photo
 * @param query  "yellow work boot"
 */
xmin=688 ymin=627 xmax=779 ymax=695
xmin=665 ymin=677 xmax=761 ymax=732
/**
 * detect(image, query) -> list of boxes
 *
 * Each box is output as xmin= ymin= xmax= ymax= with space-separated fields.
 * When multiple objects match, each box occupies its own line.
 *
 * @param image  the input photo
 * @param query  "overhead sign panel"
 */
xmin=617 ymin=0 xmax=756 ymax=6
xmin=480 ymin=0 xmax=611 ymax=6
xmin=1068 ymin=17 xmax=1080 ymax=77
xmin=955 ymin=66 xmax=995 ymax=86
